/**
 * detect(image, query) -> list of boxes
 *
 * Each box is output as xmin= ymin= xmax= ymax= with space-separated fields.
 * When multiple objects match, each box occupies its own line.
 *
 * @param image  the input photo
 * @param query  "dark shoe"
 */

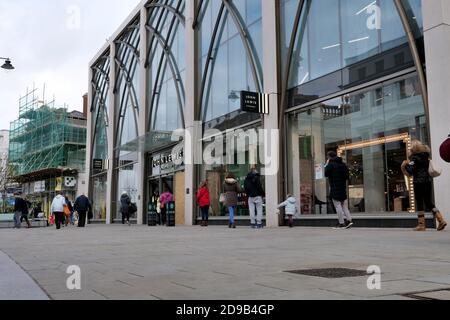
xmin=257 ymin=224 xmax=263 ymax=229
xmin=232 ymin=224 xmax=236 ymax=229
xmin=333 ymin=224 xmax=346 ymax=230
xmin=345 ymin=221 xmax=354 ymax=229
xmin=251 ymin=224 xmax=257 ymax=229
xmin=229 ymin=223 xmax=232 ymax=229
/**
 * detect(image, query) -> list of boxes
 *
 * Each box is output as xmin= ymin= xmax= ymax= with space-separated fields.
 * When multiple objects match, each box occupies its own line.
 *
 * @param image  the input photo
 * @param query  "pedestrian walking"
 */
xmin=196 ymin=181 xmax=211 ymax=227
xmin=64 ymin=195 xmax=74 ymax=227
xmin=13 ymin=193 xmax=31 ymax=229
xmin=402 ymin=140 xmax=447 ymax=231
xmin=223 ymin=173 xmax=241 ymax=229
xmin=244 ymin=167 xmax=265 ymax=229
xmin=51 ymin=192 xmax=66 ymax=230
xmin=74 ymin=193 xmax=91 ymax=228
xmin=160 ymin=187 xmax=174 ymax=226
xmin=120 ymin=191 xmax=132 ymax=226
xmin=278 ymin=194 xmax=299 ymax=228
xmin=325 ymin=151 xmax=354 ymax=229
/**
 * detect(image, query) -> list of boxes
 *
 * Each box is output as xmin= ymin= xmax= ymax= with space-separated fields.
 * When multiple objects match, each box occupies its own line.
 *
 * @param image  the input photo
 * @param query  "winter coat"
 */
xmin=223 ymin=178 xmax=241 ymax=207
xmin=51 ymin=195 xmax=66 ymax=214
xmin=14 ymin=197 xmax=29 ymax=216
xmin=244 ymin=172 xmax=265 ymax=198
xmin=74 ymin=195 xmax=91 ymax=212
xmin=407 ymin=152 xmax=432 ymax=184
xmin=325 ymin=157 xmax=349 ymax=201
xmin=196 ymin=187 xmax=211 ymax=208
xmin=160 ymin=192 xmax=174 ymax=208
xmin=278 ymin=197 xmax=298 ymax=216
xmin=120 ymin=194 xmax=131 ymax=214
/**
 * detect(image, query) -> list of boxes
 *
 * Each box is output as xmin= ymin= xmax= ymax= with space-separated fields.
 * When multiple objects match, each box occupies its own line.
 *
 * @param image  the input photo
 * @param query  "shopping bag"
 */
xmin=428 ymin=159 xmax=442 ymax=178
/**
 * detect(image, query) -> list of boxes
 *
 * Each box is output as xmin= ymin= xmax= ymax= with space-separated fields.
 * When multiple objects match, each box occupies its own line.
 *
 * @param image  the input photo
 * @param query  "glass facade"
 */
xmin=90 ymin=53 xmax=110 ymax=221
xmin=287 ymin=74 xmax=427 ymax=215
xmin=198 ymin=0 xmax=263 ymax=124
xmin=88 ymin=0 xmax=431 ymax=225
xmin=114 ymin=18 xmax=141 ymax=220
xmin=147 ymin=0 xmax=186 ymax=132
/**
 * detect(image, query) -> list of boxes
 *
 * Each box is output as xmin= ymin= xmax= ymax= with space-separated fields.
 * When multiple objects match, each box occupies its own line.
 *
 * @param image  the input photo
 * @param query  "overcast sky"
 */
xmin=0 ymin=0 xmax=142 ymax=130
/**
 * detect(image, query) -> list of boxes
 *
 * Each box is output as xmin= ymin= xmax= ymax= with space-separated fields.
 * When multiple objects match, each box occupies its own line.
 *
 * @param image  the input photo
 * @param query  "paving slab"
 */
xmin=0 ymin=225 xmax=449 ymax=300
xmin=0 ymin=251 xmax=49 ymax=300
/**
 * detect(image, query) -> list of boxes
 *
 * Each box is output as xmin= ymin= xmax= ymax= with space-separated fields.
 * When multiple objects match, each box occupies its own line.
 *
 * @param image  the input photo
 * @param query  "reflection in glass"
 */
xmin=287 ymin=74 xmax=427 ymax=215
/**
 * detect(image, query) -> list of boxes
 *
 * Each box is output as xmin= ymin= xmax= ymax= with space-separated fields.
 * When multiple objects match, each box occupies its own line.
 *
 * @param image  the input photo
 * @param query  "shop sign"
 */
xmin=152 ymin=149 xmax=184 ymax=171
xmin=240 ymin=91 xmax=270 ymax=114
xmin=93 ymin=159 xmax=104 ymax=170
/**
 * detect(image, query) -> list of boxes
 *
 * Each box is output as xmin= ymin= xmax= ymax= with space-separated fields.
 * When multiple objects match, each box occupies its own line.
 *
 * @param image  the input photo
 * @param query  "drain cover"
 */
xmin=285 ymin=268 xmax=368 ymax=279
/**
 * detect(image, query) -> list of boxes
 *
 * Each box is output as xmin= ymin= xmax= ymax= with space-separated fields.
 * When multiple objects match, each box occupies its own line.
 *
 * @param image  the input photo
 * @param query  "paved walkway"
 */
xmin=0 ymin=225 xmax=450 ymax=300
xmin=0 ymin=251 xmax=49 ymax=300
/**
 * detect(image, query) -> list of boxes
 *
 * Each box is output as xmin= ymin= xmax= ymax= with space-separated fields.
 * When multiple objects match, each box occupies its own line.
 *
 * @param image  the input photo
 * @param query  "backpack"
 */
xmin=129 ymin=203 xmax=138 ymax=214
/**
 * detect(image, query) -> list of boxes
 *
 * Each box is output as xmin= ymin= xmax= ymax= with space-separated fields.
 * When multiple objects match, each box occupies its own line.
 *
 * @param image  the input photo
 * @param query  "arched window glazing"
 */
xmin=115 ymin=18 xmax=141 ymax=150
xmin=146 ymin=0 xmax=186 ymax=133
xmin=91 ymin=53 xmax=110 ymax=162
xmin=196 ymin=0 xmax=263 ymax=123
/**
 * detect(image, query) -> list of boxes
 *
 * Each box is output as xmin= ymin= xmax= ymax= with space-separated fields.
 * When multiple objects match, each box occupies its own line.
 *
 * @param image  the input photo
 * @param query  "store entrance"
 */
xmin=147 ymin=175 xmax=174 ymax=226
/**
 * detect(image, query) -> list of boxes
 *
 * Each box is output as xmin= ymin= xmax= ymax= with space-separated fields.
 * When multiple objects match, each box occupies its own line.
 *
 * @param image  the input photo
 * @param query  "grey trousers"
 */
xmin=14 ymin=211 xmax=22 ymax=228
xmin=249 ymin=196 xmax=264 ymax=225
xmin=333 ymin=199 xmax=352 ymax=225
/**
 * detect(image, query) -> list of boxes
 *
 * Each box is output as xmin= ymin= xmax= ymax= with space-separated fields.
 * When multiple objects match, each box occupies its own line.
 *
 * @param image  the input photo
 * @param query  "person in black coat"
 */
xmin=325 ymin=151 xmax=353 ymax=229
xmin=402 ymin=140 xmax=447 ymax=231
xmin=74 ymin=193 xmax=92 ymax=228
xmin=244 ymin=167 xmax=265 ymax=229
xmin=120 ymin=192 xmax=132 ymax=225
xmin=13 ymin=194 xmax=31 ymax=229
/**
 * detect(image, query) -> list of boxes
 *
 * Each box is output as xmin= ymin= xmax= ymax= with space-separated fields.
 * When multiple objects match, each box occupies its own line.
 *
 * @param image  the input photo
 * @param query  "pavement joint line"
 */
xmin=116 ymin=280 xmax=133 ymax=287
xmin=171 ymin=281 xmax=197 ymax=290
xmin=1 ymin=250 xmax=53 ymax=300
xmin=254 ymin=283 xmax=290 ymax=292
xmin=128 ymin=272 xmax=145 ymax=278
xmin=91 ymin=289 xmax=110 ymax=300
xmin=150 ymin=294 xmax=164 ymax=300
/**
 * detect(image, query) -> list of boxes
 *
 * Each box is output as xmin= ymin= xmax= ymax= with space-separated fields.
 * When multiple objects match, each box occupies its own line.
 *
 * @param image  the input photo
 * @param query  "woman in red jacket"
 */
xmin=196 ymin=181 xmax=211 ymax=227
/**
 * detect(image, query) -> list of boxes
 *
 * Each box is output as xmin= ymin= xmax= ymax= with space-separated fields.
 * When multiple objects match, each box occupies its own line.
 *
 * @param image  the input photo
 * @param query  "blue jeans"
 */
xmin=228 ymin=206 xmax=236 ymax=224
xmin=200 ymin=206 xmax=209 ymax=221
xmin=14 ymin=211 xmax=22 ymax=228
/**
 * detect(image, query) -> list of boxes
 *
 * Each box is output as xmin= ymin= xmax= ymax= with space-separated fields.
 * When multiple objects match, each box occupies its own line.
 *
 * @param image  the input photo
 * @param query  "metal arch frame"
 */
xmin=90 ymin=55 xmax=110 ymax=160
xmin=144 ymin=0 xmax=185 ymax=68
xmin=114 ymin=22 xmax=141 ymax=150
xmin=146 ymin=0 xmax=187 ymax=131
xmin=222 ymin=0 xmax=262 ymax=92
xmin=145 ymin=2 xmax=186 ymax=27
xmin=393 ymin=0 xmax=430 ymax=140
xmin=146 ymin=24 xmax=186 ymax=129
xmin=197 ymin=2 xmax=225 ymax=122
xmin=196 ymin=0 xmax=264 ymax=122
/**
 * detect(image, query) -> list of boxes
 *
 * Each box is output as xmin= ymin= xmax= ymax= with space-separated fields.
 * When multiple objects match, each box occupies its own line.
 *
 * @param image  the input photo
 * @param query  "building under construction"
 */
xmin=8 ymin=87 xmax=87 ymax=217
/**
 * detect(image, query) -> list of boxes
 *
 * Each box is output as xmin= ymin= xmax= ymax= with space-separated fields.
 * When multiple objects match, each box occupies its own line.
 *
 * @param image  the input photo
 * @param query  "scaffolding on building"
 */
xmin=9 ymin=87 xmax=87 ymax=180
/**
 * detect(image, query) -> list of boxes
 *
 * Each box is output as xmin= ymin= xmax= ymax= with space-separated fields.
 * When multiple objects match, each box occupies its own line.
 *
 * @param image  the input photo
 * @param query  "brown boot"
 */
xmin=415 ymin=215 xmax=426 ymax=231
xmin=435 ymin=212 xmax=448 ymax=231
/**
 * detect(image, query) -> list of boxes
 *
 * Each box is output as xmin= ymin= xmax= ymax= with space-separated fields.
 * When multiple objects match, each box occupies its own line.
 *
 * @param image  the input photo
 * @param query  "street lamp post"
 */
xmin=0 ymin=57 xmax=15 ymax=70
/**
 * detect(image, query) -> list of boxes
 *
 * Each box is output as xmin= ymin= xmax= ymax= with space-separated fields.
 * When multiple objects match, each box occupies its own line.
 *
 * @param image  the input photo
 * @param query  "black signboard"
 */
xmin=148 ymin=203 xmax=158 ymax=226
xmin=166 ymin=201 xmax=176 ymax=227
xmin=93 ymin=159 xmax=104 ymax=170
xmin=240 ymin=91 xmax=270 ymax=114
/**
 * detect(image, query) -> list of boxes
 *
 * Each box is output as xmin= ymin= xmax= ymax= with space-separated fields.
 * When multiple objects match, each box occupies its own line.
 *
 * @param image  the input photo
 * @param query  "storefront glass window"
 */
xmin=199 ymin=0 xmax=263 ymax=123
xmin=287 ymin=74 xmax=427 ymax=215
xmin=284 ymin=0 xmax=417 ymax=89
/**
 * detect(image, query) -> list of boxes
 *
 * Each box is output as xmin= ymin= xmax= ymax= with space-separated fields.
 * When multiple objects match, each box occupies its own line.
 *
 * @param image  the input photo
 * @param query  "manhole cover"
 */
xmin=285 ymin=268 xmax=368 ymax=279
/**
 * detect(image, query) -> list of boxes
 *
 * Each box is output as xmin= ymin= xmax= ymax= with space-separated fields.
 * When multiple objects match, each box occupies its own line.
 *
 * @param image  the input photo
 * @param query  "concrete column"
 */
xmin=262 ymin=0 xmax=281 ymax=228
xmin=106 ymin=43 xmax=116 ymax=225
xmin=85 ymin=68 xmax=94 ymax=200
xmin=136 ymin=7 xmax=149 ymax=225
xmin=423 ymin=1 xmax=450 ymax=221
xmin=184 ymin=0 xmax=198 ymax=226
